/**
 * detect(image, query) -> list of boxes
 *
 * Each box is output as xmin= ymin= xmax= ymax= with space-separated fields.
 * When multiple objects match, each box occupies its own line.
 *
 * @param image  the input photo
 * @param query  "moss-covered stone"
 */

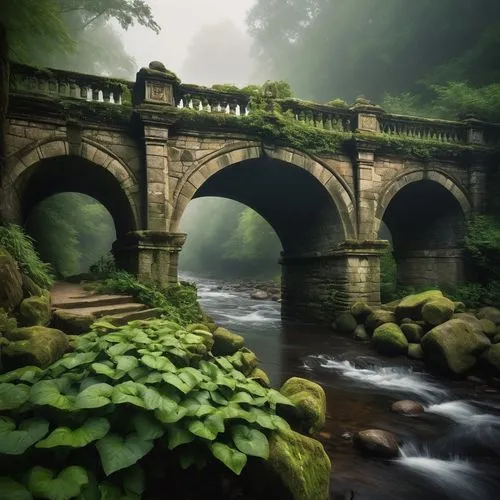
xmin=52 ymin=309 xmax=94 ymax=335
xmin=400 ymin=323 xmax=423 ymax=343
xmin=21 ymin=274 xmax=44 ymax=298
xmin=422 ymin=297 xmax=455 ymax=326
xmin=0 ymin=309 xmax=17 ymax=334
xmin=479 ymin=318 xmax=497 ymax=337
xmin=19 ymin=294 xmax=51 ymax=327
xmin=493 ymin=334 xmax=500 ymax=344
xmin=477 ymin=307 xmax=500 ymax=325
xmin=365 ymin=310 xmax=396 ymax=334
xmin=191 ymin=329 xmax=215 ymax=352
xmin=212 ymin=327 xmax=245 ymax=356
xmin=267 ymin=428 xmax=331 ymax=500
xmin=453 ymin=313 xmax=484 ymax=335
xmin=381 ymin=299 xmax=401 ymax=312
xmin=454 ymin=302 xmax=467 ymax=313
xmin=372 ymin=323 xmax=408 ymax=356
xmin=186 ymin=323 xmax=211 ymax=332
xmin=240 ymin=349 xmax=259 ymax=376
xmin=2 ymin=326 xmax=71 ymax=369
xmin=408 ymin=343 xmax=424 ymax=360
xmin=480 ymin=344 xmax=500 ymax=375
xmin=335 ymin=312 xmax=357 ymax=333
xmin=250 ymin=367 xmax=271 ymax=387
xmin=280 ymin=377 xmax=326 ymax=435
xmin=353 ymin=324 xmax=370 ymax=341
xmin=396 ymin=290 xmax=443 ymax=321
xmin=350 ymin=302 xmax=373 ymax=321
xmin=421 ymin=319 xmax=491 ymax=374
xmin=0 ymin=248 xmax=23 ymax=312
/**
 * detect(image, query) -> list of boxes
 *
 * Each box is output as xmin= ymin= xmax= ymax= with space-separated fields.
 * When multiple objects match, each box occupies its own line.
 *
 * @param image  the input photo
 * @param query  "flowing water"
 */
xmin=185 ymin=274 xmax=500 ymax=500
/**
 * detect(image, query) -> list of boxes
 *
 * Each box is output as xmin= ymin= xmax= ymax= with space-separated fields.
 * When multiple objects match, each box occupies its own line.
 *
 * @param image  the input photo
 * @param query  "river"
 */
xmin=184 ymin=274 xmax=500 ymax=500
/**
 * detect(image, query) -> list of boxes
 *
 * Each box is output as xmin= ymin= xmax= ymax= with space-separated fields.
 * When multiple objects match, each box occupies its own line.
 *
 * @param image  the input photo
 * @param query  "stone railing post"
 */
xmin=463 ymin=117 xmax=485 ymax=146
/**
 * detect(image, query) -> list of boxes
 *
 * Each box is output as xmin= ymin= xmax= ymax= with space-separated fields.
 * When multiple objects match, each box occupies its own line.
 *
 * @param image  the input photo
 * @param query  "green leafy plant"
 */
xmin=0 ymin=317 xmax=293 ymax=497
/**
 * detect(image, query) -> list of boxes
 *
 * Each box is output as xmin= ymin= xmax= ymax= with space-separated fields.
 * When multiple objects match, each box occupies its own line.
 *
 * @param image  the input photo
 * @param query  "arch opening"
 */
xmin=379 ymin=179 xmax=468 ymax=295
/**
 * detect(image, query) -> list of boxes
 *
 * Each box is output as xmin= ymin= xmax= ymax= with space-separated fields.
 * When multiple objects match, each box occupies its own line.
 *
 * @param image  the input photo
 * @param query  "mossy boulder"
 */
xmin=186 ymin=323 xmax=211 ymax=332
xmin=454 ymin=302 xmax=467 ymax=313
xmin=477 ymin=307 xmax=500 ymax=325
xmin=280 ymin=377 xmax=326 ymax=435
xmin=250 ymin=367 xmax=271 ymax=387
xmin=267 ymin=428 xmax=331 ymax=500
xmin=408 ymin=343 xmax=424 ymax=360
xmin=52 ymin=309 xmax=94 ymax=334
xmin=453 ymin=313 xmax=484 ymax=335
xmin=21 ymin=274 xmax=44 ymax=298
xmin=365 ymin=310 xmax=396 ymax=334
xmin=480 ymin=344 xmax=500 ymax=375
xmin=380 ymin=299 xmax=401 ymax=312
xmin=372 ymin=323 xmax=408 ymax=356
xmin=19 ymin=294 xmax=51 ymax=327
xmin=421 ymin=319 xmax=491 ymax=374
xmin=2 ymin=326 xmax=71 ymax=369
xmin=351 ymin=301 xmax=373 ymax=321
xmin=335 ymin=312 xmax=357 ymax=333
xmin=0 ymin=248 xmax=23 ymax=312
xmin=353 ymin=324 xmax=370 ymax=341
xmin=493 ymin=334 xmax=500 ymax=344
xmin=212 ymin=327 xmax=245 ymax=356
xmin=421 ymin=297 xmax=455 ymax=326
xmin=0 ymin=309 xmax=17 ymax=334
xmin=400 ymin=323 xmax=424 ymax=343
xmin=191 ymin=329 xmax=215 ymax=352
xmin=479 ymin=318 xmax=497 ymax=338
xmin=396 ymin=290 xmax=443 ymax=321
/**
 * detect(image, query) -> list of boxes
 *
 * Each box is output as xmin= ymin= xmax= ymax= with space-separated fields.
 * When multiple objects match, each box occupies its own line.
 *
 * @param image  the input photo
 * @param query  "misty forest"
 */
xmin=1 ymin=1 xmax=500 ymax=499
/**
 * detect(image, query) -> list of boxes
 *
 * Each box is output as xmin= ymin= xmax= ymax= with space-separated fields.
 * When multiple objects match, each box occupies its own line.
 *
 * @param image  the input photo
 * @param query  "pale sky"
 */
xmin=120 ymin=0 xmax=257 ymax=86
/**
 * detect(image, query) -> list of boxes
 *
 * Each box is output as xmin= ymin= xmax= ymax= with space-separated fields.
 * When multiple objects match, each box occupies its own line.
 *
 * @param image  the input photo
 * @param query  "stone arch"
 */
xmin=2 ymin=137 xmax=141 ymax=237
xmin=373 ymin=168 xmax=472 ymax=237
xmin=171 ymin=144 xmax=356 ymax=240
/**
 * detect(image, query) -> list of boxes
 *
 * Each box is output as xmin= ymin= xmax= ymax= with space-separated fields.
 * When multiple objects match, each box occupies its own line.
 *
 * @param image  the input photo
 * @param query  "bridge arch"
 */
xmin=375 ymin=168 xmax=472 ymax=288
xmin=2 ymin=138 xmax=141 ymax=238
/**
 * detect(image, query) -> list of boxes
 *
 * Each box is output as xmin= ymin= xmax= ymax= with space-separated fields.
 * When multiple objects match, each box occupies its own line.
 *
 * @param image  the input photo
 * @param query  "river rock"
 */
xmin=400 ymin=323 xmax=423 ymax=343
xmin=353 ymin=429 xmax=400 ymax=458
xmin=454 ymin=301 xmax=467 ymax=313
xmin=251 ymin=290 xmax=268 ymax=300
xmin=479 ymin=318 xmax=497 ymax=337
xmin=480 ymin=344 xmax=500 ymax=375
xmin=372 ymin=323 xmax=408 ymax=356
xmin=212 ymin=327 xmax=244 ymax=356
xmin=453 ymin=313 xmax=484 ymax=335
xmin=396 ymin=290 xmax=443 ymax=321
xmin=477 ymin=307 xmax=500 ymax=325
xmin=407 ymin=343 xmax=424 ymax=360
xmin=250 ymin=367 xmax=271 ymax=387
xmin=391 ymin=400 xmax=424 ymax=415
xmin=421 ymin=319 xmax=491 ymax=374
xmin=0 ymin=248 xmax=23 ymax=312
xmin=280 ymin=377 xmax=326 ymax=434
xmin=19 ymin=293 xmax=51 ymax=327
xmin=351 ymin=301 xmax=373 ymax=321
xmin=365 ymin=310 xmax=396 ymax=334
xmin=493 ymin=334 xmax=500 ymax=344
xmin=353 ymin=324 xmax=370 ymax=341
xmin=336 ymin=313 xmax=357 ymax=333
xmin=421 ymin=297 xmax=455 ymax=326
xmin=381 ymin=299 xmax=401 ymax=312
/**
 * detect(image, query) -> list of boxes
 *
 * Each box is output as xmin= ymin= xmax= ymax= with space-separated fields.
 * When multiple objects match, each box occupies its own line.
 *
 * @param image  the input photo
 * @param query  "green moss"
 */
xmin=52 ymin=309 xmax=94 ymax=335
xmin=408 ymin=343 xmax=424 ymax=360
xmin=372 ymin=323 xmax=409 ymax=356
xmin=250 ymin=367 xmax=271 ymax=387
xmin=19 ymin=294 xmax=51 ymax=327
xmin=396 ymin=290 xmax=444 ymax=321
xmin=421 ymin=297 xmax=455 ymax=326
xmin=212 ymin=327 xmax=245 ymax=356
xmin=365 ymin=309 xmax=396 ymax=334
xmin=401 ymin=323 xmax=424 ymax=343
xmin=0 ymin=309 xmax=17 ymax=333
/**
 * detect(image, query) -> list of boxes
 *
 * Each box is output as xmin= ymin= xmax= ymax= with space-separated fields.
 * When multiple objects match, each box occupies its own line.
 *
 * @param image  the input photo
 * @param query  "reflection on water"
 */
xmin=184 ymin=274 xmax=500 ymax=499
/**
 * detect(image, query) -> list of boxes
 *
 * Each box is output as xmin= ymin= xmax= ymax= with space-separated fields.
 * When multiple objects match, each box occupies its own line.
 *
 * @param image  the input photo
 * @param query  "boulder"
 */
xmin=421 ymin=319 xmax=491 ymax=374
xmin=21 ymin=274 xmax=44 ymax=298
xmin=477 ymin=307 xmax=500 ymax=325
xmin=365 ymin=310 xmax=396 ymax=334
xmin=479 ymin=318 xmax=497 ymax=338
xmin=19 ymin=294 xmax=51 ymax=327
xmin=421 ymin=298 xmax=455 ymax=326
xmin=353 ymin=429 xmax=400 ymax=458
xmin=212 ymin=327 xmax=244 ymax=356
xmin=353 ymin=324 xmax=370 ymax=341
xmin=250 ymin=367 xmax=271 ymax=387
xmin=0 ymin=248 xmax=23 ymax=312
xmin=251 ymin=290 xmax=268 ymax=300
xmin=400 ymin=323 xmax=424 ymax=343
xmin=454 ymin=302 xmax=467 ymax=313
xmin=408 ymin=343 xmax=424 ymax=360
xmin=380 ymin=299 xmax=401 ymax=312
xmin=0 ymin=309 xmax=17 ymax=334
xmin=391 ymin=400 xmax=424 ymax=416
xmin=493 ymin=334 xmax=500 ymax=344
xmin=396 ymin=290 xmax=443 ymax=321
xmin=351 ymin=301 xmax=373 ymax=321
xmin=453 ymin=313 xmax=484 ymax=335
xmin=280 ymin=377 xmax=326 ymax=434
xmin=336 ymin=313 xmax=357 ymax=333
xmin=2 ymin=326 xmax=71 ymax=369
xmin=480 ymin=344 xmax=500 ymax=376
xmin=267 ymin=428 xmax=331 ymax=500
xmin=372 ymin=323 xmax=408 ymax=356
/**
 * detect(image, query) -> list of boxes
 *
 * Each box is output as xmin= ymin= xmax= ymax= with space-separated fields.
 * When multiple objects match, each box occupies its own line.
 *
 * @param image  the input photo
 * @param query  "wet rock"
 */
xmin=353 ymin=324 xmax=370 ymax=341
xmin=396 ymin=290 xmax=443 ymax=321
xmin=421 ymin=297 xmax=455 ymax=326
xmin=353 ymin=429 xmax=400 ymax=458
xmin=251 ymin=290 xmax=269 ymax=300
xmin=372 ymin=323 xmax=408 ymax=356
xmin=365 ymin=310 xmax=396 ymax=334
xmin=400 ymin=323 xmax=423 ymax=343
xmin=250 ymin=367 xmax=271 ymax=387
xmin=480 ymin=344 xmax=500 ymax=376
xmin=351 ymin=301 xmax=373 ymax=322
xmin=341 ymin=431 xmax=353 ymax=440
xmin=479 ymin=318 xmax=497 ymax=337
xmin=280 ymin=377 xmax=326 ymax=434
xmin=0 ymin=248 xmax=23 ymax=312
xmin=477 ymin=306 xmax=500 ymax=325
xmin=467 ymin=375 xmax=484 ymax=384
xmin=400 ymin=317 xmax=413 ymax=324
xmin=407 ymin=343 xmax=424 ymax=360
xmin=212 ymin=327 xmax=244 ymax=356
xmin=421 ymin=319 xmax=491 ymax=374
xmin=271 ymin=294 xmax=281 ymax=302
xmin=391 ymin=400 xmax=424 ymax=415
xmin=493 ymin=334 xmax=500 ymax=344
xmin=19 ymin=293 xmax=51 ymax=327
xmin=336 ymin=313 xmax=357 ymax=333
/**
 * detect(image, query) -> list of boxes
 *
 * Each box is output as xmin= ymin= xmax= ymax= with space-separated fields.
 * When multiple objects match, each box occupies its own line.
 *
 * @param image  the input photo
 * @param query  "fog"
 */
xmin=119 ymin=0 xmax=257 ymax=86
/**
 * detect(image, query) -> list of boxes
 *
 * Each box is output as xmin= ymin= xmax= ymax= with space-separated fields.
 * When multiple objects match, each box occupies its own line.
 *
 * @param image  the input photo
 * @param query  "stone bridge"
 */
xmin=2 ymin=62 xmax=499 ymax=323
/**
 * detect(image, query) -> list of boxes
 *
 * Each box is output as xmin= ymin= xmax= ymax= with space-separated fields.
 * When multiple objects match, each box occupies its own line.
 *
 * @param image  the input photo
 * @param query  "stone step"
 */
xmin=60 ymin=302 xmax=147 ymax=318
xmin=52 ymin=294 xmax=136 ymax=310
xmin=104 ymin=308 xmax=164 ymax=326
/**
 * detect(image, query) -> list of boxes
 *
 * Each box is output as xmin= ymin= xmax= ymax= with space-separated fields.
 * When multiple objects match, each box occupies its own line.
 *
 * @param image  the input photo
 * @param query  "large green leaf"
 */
xmin=107 ymin=343 xmax=135 ymax=358
xmin=50 ymin=352 xmax=98 ymax=371
xmin=35 ymin=418 xmax=110 ymax=449
xmin=91 ymin=363 xmax=123 ymax=380
xmin=0 ymin=383 xmax=30 ymax=410
xmin=0 ymin=366 xmax=42 ymax=384
xmin=0 ymin=417 xmax=49 ymax=455
xmin=29 ymin=381 xmax=74 ymax=411
xmin=131 ymin=414 xmax=164 ymax=441
xmin=27 ymin=466 xmax=88 ymax=500
xmin=75 ymin=383 xmax=113 ymax=409
xmin=111 ymin=381 xmax=144 ymax=408
xmin=140 ymin=355 xmax=175 ymax=373
xmin=231 ymin=424 xmax=269 ymax=459
xmin=115 ymin=356 xmax=138 ymax=372
xmin=154 ymin=406 xmax=187 ymax=424
xmin=0 ymin=477 xmax=32 ymax=500
xmin=123 ymin=465 xmax=145 ymax=497
xmin=210 ymin=442 xmax=247 ymax=475
xmin=96 ymin=433 xmax=154 ymax=476
xmin=92 ymin=320 xmax=121 ymax=332
xmin=162 ymin=373 xmax=191 ymax=394
xmin=267 ymin=389 xmax=294 ymax=408
xmin=165 ymin=424 xmax=195 ymax=450
xmin=230 ymin=392 xmax=254 ymax=405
